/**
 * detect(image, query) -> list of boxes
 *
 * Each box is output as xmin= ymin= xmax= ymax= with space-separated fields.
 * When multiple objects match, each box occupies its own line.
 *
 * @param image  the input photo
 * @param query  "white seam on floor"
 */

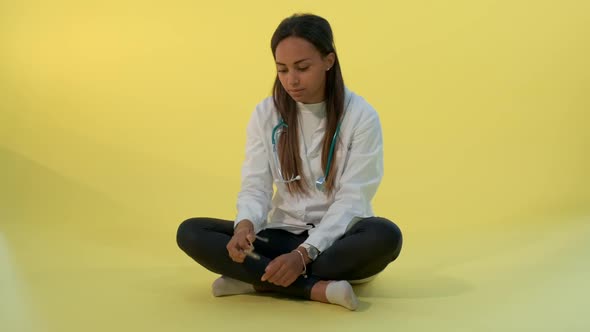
xmin=0 ymin=232 xmax=44 ymax=332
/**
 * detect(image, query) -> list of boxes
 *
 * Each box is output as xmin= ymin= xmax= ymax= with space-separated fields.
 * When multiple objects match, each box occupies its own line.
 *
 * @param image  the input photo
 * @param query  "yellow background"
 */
xmin=1 ymin=1 xmax=589 ymax=331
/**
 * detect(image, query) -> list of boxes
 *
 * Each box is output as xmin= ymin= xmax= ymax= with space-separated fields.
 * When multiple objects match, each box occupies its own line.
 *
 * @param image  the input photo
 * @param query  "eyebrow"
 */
xmin=275 ymin=58 xmax=311 ymax=66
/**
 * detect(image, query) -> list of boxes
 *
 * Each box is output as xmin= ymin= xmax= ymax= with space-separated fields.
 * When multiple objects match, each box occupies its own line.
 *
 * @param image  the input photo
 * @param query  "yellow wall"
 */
xmin=2 ymin=0 xmax=589 ymax=256
xmin=2 ymin=1 xmax=590 ymax=331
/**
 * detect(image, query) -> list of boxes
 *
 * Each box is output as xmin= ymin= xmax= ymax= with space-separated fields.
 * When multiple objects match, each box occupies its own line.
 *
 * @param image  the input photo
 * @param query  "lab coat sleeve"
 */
xmin=304 ymin=108 xmax=384 ymax=252
xmin=234 ymin=108 xmax=273 ymax=233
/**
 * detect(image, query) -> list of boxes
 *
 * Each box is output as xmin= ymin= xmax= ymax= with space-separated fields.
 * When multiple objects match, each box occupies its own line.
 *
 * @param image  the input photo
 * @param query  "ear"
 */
xmin=324 ymin=52 xmax=336 ymax=70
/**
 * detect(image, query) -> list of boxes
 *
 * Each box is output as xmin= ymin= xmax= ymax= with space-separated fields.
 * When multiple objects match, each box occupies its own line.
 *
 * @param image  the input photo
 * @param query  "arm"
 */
xmin=303 ymin=107 xmax=384 ymax=253
xmin=234 ymin=107 xmax=274 ymax=233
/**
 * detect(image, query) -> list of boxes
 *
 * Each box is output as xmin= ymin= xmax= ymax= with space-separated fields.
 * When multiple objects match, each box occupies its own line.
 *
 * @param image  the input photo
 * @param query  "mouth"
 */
xmin=289 ymin=89 xmax=305 ymax=94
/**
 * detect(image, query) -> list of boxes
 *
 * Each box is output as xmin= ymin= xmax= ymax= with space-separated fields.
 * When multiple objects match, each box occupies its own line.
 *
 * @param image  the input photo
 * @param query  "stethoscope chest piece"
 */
xmin=272 ymin=96 xmax=350 ymax=192
xmin=315 ymin=176 xmax=326 ymax=191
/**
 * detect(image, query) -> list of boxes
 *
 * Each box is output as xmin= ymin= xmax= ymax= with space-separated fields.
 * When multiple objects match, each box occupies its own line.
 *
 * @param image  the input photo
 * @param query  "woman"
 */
xmin=176 ymin=13 xmax=402 ymax=311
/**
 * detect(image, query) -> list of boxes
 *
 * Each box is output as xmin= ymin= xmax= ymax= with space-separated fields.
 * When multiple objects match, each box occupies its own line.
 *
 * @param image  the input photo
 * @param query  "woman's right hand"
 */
xmin=227 ymin=220 xmax=256 ymax=263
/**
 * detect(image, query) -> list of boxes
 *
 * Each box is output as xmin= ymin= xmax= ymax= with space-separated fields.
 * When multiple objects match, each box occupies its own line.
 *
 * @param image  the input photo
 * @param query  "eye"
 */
xmin=277 ymin=68 xmax=287 ymax=73
xmin=297 ymin=67 xmax=309 ymax=72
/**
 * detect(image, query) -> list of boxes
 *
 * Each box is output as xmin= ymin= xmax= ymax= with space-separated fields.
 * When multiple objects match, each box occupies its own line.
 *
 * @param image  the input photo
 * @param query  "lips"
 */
xmin=289 ymin=89 xmax=304 ymax=94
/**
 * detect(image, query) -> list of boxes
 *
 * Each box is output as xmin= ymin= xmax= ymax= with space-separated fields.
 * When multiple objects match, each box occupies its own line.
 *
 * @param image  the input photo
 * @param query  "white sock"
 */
xmin=211 ymin=276 xmax=255 ymax=297
xmin=325 ymin=280 xmax=359 ymax=311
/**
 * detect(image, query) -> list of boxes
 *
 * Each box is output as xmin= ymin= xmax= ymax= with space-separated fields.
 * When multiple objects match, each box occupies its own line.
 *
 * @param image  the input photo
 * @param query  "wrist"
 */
xmin=295 ymin=247 xmax=312 ymax=265
xmin=298 ymin=243 xmax=320 ymax=262
xmin=291 ymin=249 xmax=308 ymax=277
xmin=235 ymin=219 xmax=254 ymax=233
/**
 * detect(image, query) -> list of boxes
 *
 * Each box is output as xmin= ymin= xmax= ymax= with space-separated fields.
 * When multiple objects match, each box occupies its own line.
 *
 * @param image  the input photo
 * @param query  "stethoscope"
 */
xmin=271 ymin=96 xmax=351 ymax=192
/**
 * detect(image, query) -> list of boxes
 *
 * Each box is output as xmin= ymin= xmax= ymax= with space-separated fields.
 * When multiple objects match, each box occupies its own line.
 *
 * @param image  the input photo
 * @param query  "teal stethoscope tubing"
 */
xmin=271 ymin=97 xmax=350 ymax=191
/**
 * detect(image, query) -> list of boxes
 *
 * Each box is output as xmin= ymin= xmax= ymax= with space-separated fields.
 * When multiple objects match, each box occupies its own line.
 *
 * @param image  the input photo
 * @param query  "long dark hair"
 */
xmin=270 ymin=13 xmax=345 ymax=196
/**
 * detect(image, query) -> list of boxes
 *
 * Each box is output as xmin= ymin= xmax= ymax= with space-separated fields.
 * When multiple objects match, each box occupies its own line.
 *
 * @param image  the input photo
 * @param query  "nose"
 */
xmin=287 ymin=71 xmax=299 ymax=87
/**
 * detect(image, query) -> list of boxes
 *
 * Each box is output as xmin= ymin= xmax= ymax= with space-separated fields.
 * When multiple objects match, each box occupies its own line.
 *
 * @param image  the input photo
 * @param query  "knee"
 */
xmin=176 ymin=217 xmax=205 ymax=252
xmin=368 ymin=217 xmax=403 ymax=260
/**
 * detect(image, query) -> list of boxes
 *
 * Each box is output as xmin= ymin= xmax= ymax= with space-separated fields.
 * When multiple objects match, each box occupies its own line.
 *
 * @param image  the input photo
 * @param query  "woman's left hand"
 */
xmin=261 ymin=252 xmax=304 ymax=287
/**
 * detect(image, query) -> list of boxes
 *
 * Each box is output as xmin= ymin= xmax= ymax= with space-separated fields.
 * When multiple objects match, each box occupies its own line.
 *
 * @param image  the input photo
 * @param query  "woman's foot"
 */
xmin=211 ymin=276 xmax=255 ymax=297
xmin=310 ymin=280 xmax=359 ymax=310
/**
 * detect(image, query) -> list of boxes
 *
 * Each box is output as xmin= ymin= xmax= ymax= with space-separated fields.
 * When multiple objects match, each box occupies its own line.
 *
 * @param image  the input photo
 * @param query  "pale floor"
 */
xmin=1 ymin=153 xmax=589 ymax=332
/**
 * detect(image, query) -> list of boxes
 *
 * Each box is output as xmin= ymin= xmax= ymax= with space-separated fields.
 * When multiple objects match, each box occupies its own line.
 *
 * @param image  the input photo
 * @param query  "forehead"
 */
xmin=275 ymin=36 xmax=321 ymax=64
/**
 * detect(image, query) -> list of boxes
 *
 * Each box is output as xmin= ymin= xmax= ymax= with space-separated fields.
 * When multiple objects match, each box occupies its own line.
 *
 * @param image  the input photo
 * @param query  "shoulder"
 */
xmin=344 ymin=88 xmax=381 ymax=128
xmin=249 ymin=96 xmax=278 ymax=125
xmin=252 ymin=96 xmax=275 ymax=117
xmin=245 ymin=96 xmax=279 ymax=137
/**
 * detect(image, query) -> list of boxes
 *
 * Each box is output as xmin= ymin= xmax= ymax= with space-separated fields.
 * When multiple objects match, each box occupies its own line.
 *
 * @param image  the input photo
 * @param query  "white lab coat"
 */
xmin=235 ymin=87 xmax=384 ymax=253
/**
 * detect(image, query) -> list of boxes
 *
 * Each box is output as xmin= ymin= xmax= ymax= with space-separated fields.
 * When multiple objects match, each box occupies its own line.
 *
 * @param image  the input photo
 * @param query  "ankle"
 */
xmin=310 ymin=280 xmax=330 ymax=303
xmin=253 ymin=284 xmax=273 ymax=293
xmin=311 ymin=280 xmax=359 ymax=311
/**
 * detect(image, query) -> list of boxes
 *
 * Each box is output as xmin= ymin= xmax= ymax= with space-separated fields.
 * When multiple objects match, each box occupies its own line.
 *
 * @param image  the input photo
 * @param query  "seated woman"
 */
xmin=176 ymin=13 xmax=402 ymax=311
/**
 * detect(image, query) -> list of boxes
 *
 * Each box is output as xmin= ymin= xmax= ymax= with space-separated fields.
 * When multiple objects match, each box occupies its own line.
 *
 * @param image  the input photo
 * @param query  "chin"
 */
xmin=290 ymin=95 xmax=307 ymax=103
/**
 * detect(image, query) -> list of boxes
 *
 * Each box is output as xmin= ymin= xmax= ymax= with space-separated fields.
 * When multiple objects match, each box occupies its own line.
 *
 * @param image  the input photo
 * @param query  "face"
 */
xmin=275 ymin=36 xmax=335 ymax=104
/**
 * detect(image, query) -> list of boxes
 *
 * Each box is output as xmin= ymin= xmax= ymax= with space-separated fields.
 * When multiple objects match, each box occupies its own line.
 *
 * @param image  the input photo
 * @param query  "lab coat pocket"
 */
xmin=336 ymin=141 xmax=353 ymax=178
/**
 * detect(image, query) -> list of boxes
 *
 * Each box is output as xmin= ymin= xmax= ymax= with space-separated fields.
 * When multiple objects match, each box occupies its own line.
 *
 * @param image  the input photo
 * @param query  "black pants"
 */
xmin=176 ymin=217 xmax=402 ymax=299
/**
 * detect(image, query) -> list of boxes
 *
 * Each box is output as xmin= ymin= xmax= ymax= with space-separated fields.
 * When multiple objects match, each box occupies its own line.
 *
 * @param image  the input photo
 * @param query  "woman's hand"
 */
xmin=227 ymin=220 xmax=256 ymax=263
xmin=261 ymin=251 xmax=305 ymax=287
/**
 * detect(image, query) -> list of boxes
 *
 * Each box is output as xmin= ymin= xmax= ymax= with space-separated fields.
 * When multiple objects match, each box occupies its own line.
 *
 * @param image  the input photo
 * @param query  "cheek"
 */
xmin=306 ymin=70 xmax=325 ymax=88
xmin=277 ymin=75 xmax=288 ymax=87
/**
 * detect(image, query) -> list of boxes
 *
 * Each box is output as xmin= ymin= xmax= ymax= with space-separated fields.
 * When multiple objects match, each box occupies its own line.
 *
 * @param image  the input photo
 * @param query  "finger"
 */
xmin=227 ymin=244 xmax=236 ymax=260
xmin=269 ymin=265 xmax=289 ymax=284
xmin=246 ymin=232 xmax=256 ymax=243
xmin=226 ymin=240 xmax=235 ymax=255
xmin=235 ymin=250 xmax=247 ymax=262
xmin=261 ymin=265 xmax=275 ymax=282
xmin=228 ymin=242 xmax=246 ymax=263
xmin=238 ymin=237 xmax=253 ymax=251
xmin=261 ymin=260 xmax=280 ymax=282
xmin=278 ymin=271 xmax=298 ymax=287
xmin=231 ymin=254 xmax=245 ymax=263
xmin=228 ymin=249 xmax=237 ymax=262
xmin=278 ymin=265 xmax=299 ymax=287
xmin=227 ymin=243 xmax=240 ymax=260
